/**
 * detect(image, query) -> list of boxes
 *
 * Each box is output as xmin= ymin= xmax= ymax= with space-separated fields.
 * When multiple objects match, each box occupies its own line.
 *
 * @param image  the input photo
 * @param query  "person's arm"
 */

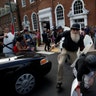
xmin=75 ymin=81 xmax=81 ymax=96
xmin=0 ymin=35 xmax=8 ymax=39
xmin=0 ymin=36 xmax=4 ymax=39
xmin=52 ymin=31 xmax=68 ymax=48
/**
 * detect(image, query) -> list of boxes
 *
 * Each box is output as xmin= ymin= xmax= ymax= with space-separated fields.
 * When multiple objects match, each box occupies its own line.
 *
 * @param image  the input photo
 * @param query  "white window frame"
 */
xmin=55 ymin=4 xmax=65 ymax=28
xmin=21 ymin=0 xmax=26 ymax=7
xmin=31 ymin=12 xmax=38 ymax=31
xmin=72 ymin=0 xmax=84 ymax=15
xmin=22 ymin=15 xmax=30 ymax=30
xmin=29 ymin=0 xmax=35 ymax=4
xmin=68 ymin=0 xmax=89 ymax=28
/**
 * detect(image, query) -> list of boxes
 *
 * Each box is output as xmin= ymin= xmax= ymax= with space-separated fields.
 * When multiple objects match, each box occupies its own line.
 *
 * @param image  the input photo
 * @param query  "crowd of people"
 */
xmin=50 ymin=24 xmax=96 ymax=96
xmin=0 ymin=27 xmax=40 ymax=56
xmin=0 ymin=24 xmax=96 ymax=95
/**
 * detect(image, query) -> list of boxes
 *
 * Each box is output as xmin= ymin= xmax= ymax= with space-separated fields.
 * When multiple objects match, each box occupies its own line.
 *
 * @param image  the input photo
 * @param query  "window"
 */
xmin=21 ymin=0 xmax=26 ymax=7
xmin=30 ymin=0 xmax=35 ymax=4
xmin=74 ymin=18 xmax=85 ymax=28
xmin=32 ymin=13 xmax=38 ymax=30
xmin=1 ymin=8 xmax=5 ymax=15
xmin=56 ymin=6 xmax=64 ymax=20
xmin=24 ymin=15 xmax=28 ymax=24
xmin=74 ymin=0 xmax=83 ymax=14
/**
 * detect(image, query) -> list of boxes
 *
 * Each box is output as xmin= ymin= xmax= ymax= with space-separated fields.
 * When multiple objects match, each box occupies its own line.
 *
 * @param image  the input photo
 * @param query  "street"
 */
xmin=30 ymin=52 xmax=96 ymax=96
xmin=4 ymin=51 xmax=96 ymax=96
xmin=29 ymin=52 xmax=74 ymax=96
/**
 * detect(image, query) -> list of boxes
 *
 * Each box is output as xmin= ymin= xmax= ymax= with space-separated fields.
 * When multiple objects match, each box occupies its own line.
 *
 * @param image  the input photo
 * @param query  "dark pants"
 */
xmin=44 ymin=39 xmax=51 ymax=51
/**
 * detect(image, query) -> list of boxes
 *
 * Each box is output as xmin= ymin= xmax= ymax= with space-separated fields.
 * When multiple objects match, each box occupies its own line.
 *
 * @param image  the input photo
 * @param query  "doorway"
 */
xmin=42 ymin=21 xmax=50 ymax=31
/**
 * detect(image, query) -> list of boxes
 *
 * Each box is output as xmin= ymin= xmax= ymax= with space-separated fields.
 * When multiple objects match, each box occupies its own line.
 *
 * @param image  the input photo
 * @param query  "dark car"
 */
xmin=0 ymin=52 xmax=52 ymax=96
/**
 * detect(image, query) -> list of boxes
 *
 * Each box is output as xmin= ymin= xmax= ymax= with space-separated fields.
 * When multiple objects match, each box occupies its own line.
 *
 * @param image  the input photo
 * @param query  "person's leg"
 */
xmin=67 ymin=51 xmax=77 ymax=65
xmin=44 ymin=43 xmax=47 ymax=51
xmin=48 ymin=42 xmax=51 ymax=51
xmin=56 ymin=48 xmax=67 ymax=88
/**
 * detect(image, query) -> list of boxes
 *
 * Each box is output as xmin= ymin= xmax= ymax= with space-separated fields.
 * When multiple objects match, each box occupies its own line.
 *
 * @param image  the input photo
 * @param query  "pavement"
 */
xmin=37 ymin=44 xmax=45 ymax=51
xmin=37 ymin=43 xmax=96 ymax=55
xmin=36 ymin=43 xmax=61 ymax=55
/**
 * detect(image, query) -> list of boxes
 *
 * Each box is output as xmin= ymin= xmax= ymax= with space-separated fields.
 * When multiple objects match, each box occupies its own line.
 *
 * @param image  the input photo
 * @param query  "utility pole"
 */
xmin=8 ymin=0 xmax=14 ymax=34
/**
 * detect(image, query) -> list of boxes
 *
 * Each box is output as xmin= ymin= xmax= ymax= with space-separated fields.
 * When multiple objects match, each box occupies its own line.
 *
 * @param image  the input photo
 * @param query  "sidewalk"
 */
xmin=37 ymin=43 xmax=60 ymax=53
xmin=37 ymin=44 xmax=44 ymax=51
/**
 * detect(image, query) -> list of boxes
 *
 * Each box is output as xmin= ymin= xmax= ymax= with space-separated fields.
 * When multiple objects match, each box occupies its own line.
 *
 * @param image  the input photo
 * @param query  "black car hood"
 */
xmin=0 ymin=51 xmax=45 ymax=59
xmin=0 ymin=52 xmax=46 ymax=65
xmin=16 ymin=51 xmax=46 ymax=58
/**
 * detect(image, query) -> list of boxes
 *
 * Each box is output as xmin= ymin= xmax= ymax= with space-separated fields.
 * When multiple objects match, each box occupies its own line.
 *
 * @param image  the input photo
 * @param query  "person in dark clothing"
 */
xmin=53 ymin=26 xmax=57 ymax=41
xmin=42 ymin=29 xmax=51 ymax=51
xmin=42 ymin=30 xmax=48 ymax=51
xmin=84 ymin=26 xmax=90 ymax=35
xmin=76 ymin=54 xmax=96 ymax=82
xmin=75 ymin=54 xmax=96 ymax=95
xmin=52 ymin=24 xmax=85 ymax=89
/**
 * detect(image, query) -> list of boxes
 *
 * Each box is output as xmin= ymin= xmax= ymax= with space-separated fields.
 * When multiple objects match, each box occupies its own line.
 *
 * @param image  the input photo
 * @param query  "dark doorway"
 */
xmin=42 ymin=21 xmax=50 ymax=30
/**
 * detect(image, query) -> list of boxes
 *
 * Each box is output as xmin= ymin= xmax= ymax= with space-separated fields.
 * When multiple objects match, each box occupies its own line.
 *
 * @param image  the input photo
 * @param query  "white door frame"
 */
xmin=38 ymin=7 xmax=53 ymax=41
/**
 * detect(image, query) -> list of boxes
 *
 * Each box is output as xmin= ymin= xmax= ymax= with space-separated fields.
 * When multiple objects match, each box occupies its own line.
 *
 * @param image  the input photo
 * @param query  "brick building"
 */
xmin=16 ymin=0 xmax=96 ymax=41
xmin=0 ymin=0 xmax=21 ymax=33
xmin=1 ymin=0 xmax=96 ymax=41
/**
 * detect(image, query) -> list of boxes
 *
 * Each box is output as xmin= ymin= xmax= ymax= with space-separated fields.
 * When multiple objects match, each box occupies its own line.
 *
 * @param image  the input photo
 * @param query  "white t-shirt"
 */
xmin=3 ymin=32 xmax=14 ymax=54
xmin=83 ymin=34 xmax=93 ymax=47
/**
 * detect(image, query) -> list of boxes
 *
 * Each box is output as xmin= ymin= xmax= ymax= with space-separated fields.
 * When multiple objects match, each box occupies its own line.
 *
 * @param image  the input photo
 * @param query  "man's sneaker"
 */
xmin=56 ymin=82 xmax=62 ymax=89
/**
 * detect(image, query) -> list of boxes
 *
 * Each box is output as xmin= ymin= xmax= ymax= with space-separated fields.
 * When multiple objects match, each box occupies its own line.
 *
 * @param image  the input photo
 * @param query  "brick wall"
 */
xmin=17 ymin=0 xmax=96 ymax=30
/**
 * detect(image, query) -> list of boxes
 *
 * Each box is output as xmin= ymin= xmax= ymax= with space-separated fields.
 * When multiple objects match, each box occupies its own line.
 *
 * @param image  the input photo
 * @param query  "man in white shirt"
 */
xmin=83 ymin=33 xmax=93 ymax=47
xmin=3 ymin=27 xmax=14 ymax=56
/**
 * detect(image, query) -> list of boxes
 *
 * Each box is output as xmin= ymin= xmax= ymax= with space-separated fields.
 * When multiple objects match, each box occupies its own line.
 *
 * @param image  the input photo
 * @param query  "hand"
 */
xmin=89 ymin=78 xmax=94 ymax=86
xmin=75 ymin=82 xmax=81 ymax=96
xmin=51 ymin=44 xmax=55 ymax=49
xmin=52 ymin=44 xmax=55 ymax=47
xmin=49 ymin=44 xmax=55 ymax=51
xmin=31 ymin=47 xmax=35 ymax=51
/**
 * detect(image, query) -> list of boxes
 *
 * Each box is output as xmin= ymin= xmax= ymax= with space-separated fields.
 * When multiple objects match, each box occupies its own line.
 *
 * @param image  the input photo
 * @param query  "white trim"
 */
xmin=21 ymin=0 xmax=26 ymax=7
xmin=68 ymin=0 xmax=89 ymax=27
xmin=31 ymin=12 xmax=38 ymax=31
xmin=38 ymin=7 xmax=52 ymax=41
xmin=22 ymin=15 xmax=30 ymax=30
xmin=55 ymin=4 xmax=65 ymax=28
xmin=29 ymin=0 xmax=35 ymax=4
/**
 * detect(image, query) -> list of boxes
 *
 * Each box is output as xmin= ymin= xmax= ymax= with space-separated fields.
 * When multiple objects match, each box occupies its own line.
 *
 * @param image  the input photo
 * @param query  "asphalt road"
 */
xmin=30 ymin=52 xmax=96 ymax=96
xmin=4 ymin=52 xmax=96 ymax=96
xmin=30 ymin=53 xmax=74 ymax=96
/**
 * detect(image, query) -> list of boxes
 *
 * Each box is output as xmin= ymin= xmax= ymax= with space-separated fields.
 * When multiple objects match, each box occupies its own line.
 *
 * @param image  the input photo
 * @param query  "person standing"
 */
xmin=42 ymin=30 xmax=48 ymax=51
xmin=42 ymin=29 xmax=51 ymax=51
xmin=56 ymin=26 xmax=64 ymax=51
xmin=52 ymin=24 xmax=84 ymax=89
xmin=3 ymin=27 xmax=14 ymax=56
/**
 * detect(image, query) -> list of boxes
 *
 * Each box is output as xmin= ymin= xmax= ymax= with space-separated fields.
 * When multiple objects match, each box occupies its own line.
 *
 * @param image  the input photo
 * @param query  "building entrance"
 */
xmin=42 ymin=21 xmax=50 ymax=31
